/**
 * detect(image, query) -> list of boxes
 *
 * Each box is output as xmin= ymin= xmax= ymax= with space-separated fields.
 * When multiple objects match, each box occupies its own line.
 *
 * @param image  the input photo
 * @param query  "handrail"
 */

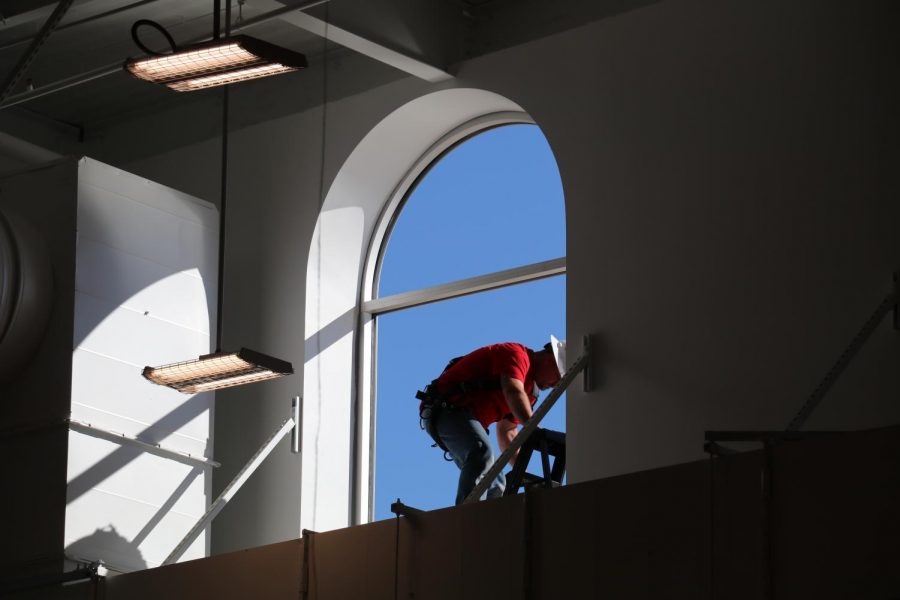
xmin=462 ymin=344 xmax=590 ymax=504
xmin=786 ymin=272 xmax=898 ymax=431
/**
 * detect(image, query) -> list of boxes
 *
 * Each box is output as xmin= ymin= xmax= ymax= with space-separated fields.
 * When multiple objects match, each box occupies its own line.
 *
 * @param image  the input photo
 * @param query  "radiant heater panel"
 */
xmin=126 ymin=43 xmax=262 ymax=83
xmin=142 ymin=348 xmax=293 ymax=393
xmin=166 ymin=63 xmax=296 ymax=92
xmin=124 ymin=35 xmax=307 ymax=92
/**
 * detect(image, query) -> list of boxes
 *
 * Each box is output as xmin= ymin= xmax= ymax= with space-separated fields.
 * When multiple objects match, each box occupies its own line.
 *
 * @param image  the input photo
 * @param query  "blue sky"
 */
xmin=374 ymin=124 xmax=566 ymax=520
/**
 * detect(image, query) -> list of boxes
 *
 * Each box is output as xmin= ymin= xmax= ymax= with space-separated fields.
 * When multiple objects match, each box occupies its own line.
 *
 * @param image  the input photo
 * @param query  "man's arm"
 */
xmin=496 ymin=375 xmax=534 ymax=466
xmin=496 ymin=417 xmax=519 ymax=466
xmin=500 ymin=375 xmax=533 ymax=424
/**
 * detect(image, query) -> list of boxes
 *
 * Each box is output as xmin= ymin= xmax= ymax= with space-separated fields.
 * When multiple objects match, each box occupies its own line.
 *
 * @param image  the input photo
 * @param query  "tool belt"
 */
xmin=416 ymin=356 xmax=502 ymax=458
xmin=417 ymin=385 xmax=454 ymax=457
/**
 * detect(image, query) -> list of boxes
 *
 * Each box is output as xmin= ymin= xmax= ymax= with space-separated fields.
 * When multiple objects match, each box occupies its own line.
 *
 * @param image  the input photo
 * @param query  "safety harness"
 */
xmin=416 ymin=356 xmax=501 ymax=458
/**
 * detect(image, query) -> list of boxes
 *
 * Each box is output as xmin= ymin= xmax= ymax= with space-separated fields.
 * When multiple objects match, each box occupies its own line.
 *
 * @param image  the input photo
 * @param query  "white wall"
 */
xmin=60 ymin=0 xmax=900 ymax=554
xmin=304 ymin=89 xmax=528 ymax=530
xmin=298 ymin=0 xmax=899 ymax=513
xmin=66 ymin=158 xmax=218 ymax=571
xmin=451 ymin=0 xmax=900 ymax=481
xmin=85 ymin=61 xmax=437 ymax=552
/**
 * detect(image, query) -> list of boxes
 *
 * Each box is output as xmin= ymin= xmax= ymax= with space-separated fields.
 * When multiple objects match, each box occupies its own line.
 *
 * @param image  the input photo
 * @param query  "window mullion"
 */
xmin=364 ymin=256 xmax=565 ymax=316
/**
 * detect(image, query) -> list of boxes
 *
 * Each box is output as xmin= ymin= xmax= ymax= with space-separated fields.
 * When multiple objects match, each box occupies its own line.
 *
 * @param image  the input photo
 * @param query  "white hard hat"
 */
xmin=549 ymin=335 xmax=566 ymax=376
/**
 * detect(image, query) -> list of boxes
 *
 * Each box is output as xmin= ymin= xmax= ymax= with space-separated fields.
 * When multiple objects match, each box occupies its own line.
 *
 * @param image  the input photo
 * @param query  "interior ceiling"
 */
xmin=0 ymin=0 xmax=629 ymax=137
xmin=0 ymin=0 xmax=339 ymax=130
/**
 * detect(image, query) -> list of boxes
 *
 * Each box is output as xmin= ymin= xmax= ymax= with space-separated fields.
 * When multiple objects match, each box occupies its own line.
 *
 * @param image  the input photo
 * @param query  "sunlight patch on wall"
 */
xmin=65 ymin=158 xmax=218 ymax=572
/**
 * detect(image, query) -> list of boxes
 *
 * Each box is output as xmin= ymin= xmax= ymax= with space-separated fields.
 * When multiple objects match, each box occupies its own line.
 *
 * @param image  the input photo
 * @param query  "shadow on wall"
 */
xmin=72 ymin=158 xmax=219 ymax=354
xmin=66 ymin=395 xmax=212 ymax=504
xmin=303 ymin=307 xmax=356 ymax=364
xmin=133 ymin=467 xmax=203 ymax=548
xmin=71 ymin=263 xmax=217 ymax=354
xmin=66 ymin=526 xmax=147 ymax=573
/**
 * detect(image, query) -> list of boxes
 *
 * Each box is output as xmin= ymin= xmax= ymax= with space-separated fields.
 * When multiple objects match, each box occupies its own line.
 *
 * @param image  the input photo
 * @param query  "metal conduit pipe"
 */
xmin=0 ymin=0 xmax=331 ymax=111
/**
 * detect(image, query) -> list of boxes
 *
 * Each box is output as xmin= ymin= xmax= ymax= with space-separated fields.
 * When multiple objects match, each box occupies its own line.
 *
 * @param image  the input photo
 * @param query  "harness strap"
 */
xmin=419 ymin=396 xmax=454 ymax=458
xmin=416 ymin=355 xmax=504 ymax=459
xmin=417 ymin=377 xmax=501 ymax=405
xmin=422 ymin=355 xmax=502 ymax=400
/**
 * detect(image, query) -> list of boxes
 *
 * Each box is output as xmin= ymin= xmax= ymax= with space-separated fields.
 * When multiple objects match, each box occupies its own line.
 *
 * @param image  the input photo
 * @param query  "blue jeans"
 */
xmin=433 ymin=406 xmax=506 ymax=504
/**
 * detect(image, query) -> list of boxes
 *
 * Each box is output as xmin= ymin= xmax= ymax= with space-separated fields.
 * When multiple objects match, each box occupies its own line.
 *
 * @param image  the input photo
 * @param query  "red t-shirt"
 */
xmin=436 ymin=343 xmax=537 ymax=430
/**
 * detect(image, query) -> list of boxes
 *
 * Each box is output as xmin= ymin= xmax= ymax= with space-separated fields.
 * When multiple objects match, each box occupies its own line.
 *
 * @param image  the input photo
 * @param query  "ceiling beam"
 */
xmin=0 ymin=0 xmax=162 ymax=53
xmin=276 ymin=10 xmax=453 ymax=83
xmin=0 ymin=0 xmax=331 ymax=111
xmin=0 ymin=0 xmax=75 ymax=103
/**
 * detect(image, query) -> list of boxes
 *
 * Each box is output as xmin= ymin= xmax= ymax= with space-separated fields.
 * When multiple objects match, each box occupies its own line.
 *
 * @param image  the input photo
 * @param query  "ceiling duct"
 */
xmin=0 ymin=206 xmax=53 ymax=383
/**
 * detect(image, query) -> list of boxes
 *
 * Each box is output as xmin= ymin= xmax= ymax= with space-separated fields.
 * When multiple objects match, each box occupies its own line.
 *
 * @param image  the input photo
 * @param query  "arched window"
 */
xmin=367 ymin=124 xmax=566 ymax=519
xmin=304 ymin=89 xmax=563 ymax=532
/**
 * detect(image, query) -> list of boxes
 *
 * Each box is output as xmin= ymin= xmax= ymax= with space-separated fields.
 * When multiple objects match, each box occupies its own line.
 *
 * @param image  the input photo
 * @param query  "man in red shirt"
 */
xmin=419 ymin=336 xmax=565 ymax=504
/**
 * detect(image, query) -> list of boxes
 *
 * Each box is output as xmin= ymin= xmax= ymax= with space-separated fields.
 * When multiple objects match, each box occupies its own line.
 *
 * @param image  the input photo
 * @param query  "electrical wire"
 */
xmin=130 ymin=19 xmax=177 ymax=55
xmin=311 ymin=0 xmax=330 ymax=530
xmin=317 ymin=3 xmax=329 ymax=209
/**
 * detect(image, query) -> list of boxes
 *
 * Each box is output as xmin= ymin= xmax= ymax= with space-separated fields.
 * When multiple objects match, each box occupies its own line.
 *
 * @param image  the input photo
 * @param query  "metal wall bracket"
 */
xmin=582 ymin=334 xmax=592 ymax=392
xmin=69 ymin=419 xmax=220 ymax=469
xmin=704 ymin=430 xmax=845 ymax=456
xmin=390 ymin=499 xmax=424 ymax=518
xmin=893 ymin=269 xmax=899 ymax=331
xmin=390 ymin=499 xmax=424 ymax=530
xmin=162 ymin=399 xmax=299 ymax=565
xmin=785 ymin=271 xmax=900 ymax=432
xmin=291 ymin=396 xmax=302 ymax=454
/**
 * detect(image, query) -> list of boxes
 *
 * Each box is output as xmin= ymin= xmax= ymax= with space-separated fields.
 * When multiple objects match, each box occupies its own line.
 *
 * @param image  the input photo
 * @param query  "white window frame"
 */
xmin=356 ymin=115 xmax=566 ymax=522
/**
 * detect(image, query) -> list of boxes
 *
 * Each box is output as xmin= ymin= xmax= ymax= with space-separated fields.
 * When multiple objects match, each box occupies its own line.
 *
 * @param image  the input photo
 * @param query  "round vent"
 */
xmin=0 ymin=207 xmax=53 ymax=383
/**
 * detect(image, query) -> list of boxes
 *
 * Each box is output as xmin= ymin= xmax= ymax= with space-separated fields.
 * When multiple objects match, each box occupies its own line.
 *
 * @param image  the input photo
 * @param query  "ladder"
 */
xmin=503 ymin=427 xmax=566 ymax=495
xmin=462 ymin=337 xmax=591 ymax=504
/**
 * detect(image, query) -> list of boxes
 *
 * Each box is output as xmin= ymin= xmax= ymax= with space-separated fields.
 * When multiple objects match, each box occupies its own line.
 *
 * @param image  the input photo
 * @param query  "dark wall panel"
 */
xmin=774 ymin=427 xmax=900 ymax=598
xmin=0 ymin=159 xmax=78 ymax=581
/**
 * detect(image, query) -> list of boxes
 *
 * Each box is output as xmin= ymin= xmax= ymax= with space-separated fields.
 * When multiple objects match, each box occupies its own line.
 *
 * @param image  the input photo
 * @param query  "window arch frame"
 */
xmin=356 ymin=113 xmax=567 ymax=522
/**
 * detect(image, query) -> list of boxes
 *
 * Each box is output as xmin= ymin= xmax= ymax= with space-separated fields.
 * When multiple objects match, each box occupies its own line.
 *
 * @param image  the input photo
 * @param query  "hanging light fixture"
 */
xmin=141 ymin=1 xmax=294 ymax=393
xmin=125 ymin=34 xmax=307 ymax=92
xmin=142 ymin=349 xmax=293 ymax=393
xmin=123 ymin=9 xmax=306 ymax=93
